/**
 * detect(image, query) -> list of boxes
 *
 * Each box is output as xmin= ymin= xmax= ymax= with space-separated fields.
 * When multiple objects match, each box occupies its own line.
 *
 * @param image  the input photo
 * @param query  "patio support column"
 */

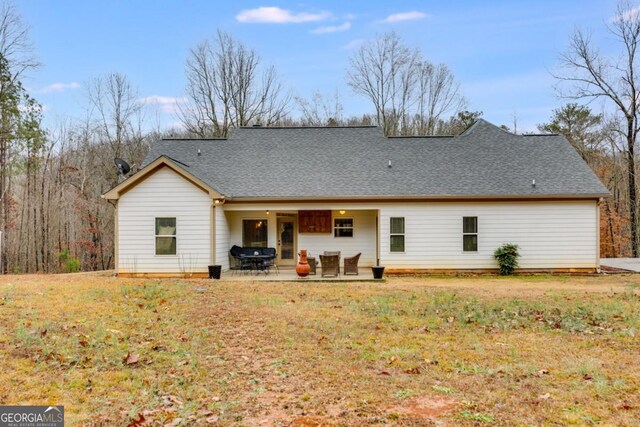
xmin=211 ymin=202 xmax=216 ymax=265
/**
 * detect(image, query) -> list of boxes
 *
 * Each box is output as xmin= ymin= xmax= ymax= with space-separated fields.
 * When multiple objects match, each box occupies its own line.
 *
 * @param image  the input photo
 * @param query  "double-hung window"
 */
xmin=155 ymin=217 xmax=177 ymax=255
xmin=334 ymin=218 xmax=354 ymax=237
xmin=390 ymin=217 xmax=405 ymax=252
xmin=463 ymin=216 xmax=478 ymax=252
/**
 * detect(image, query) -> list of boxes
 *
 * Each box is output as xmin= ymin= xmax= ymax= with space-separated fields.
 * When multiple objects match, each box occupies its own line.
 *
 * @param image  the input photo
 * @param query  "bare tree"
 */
xmin=295 ymin=90 xmax=344 ymax=126
xmin=87 ymin=73 xmax=143 ymax=162
xmin=179 ymin=30 xmax=291 ymax=137
xmin=555 ymin=0 xmax=640 ymax=256
xmin=347 ymin=31 xmax=464 ymax=136
xmin=0 ymin=2 xmax=39 ymax=79
xmin=415 ymin=63 xmax=464 ymax=135
xmin=0 ymin=2 xmax=39 ymax=273
xmin=347 ymin=31 xmax=419 ymax=135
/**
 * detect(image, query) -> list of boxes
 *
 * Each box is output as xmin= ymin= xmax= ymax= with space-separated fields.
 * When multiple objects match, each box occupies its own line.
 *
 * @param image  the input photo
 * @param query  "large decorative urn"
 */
xmin=296 ymin=250 xmax=311 ymax=278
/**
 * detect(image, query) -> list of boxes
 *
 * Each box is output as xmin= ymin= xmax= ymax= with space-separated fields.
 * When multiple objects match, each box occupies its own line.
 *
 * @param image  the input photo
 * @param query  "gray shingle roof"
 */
xmin=141 ymin=119 xmax=609 ymax=199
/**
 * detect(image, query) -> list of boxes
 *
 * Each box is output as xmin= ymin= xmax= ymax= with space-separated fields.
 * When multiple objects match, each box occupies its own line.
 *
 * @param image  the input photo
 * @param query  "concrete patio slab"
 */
xmin=221 ymin=267 xmax=381 ymax=282
xmin=601 ymin=258 xmax=640 ymax=272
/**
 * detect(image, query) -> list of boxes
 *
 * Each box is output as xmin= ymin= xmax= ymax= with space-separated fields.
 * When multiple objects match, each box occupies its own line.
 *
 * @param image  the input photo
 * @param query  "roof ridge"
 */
xmin=388 ymin=135 xmax=455 ymax=139
xmin=238 ymin=125 xmax=379 ymax=129
xmin=460 ymin=119 xmax=514 ymax=137
xmin=161 ymin=137 xmax=228 ymax=140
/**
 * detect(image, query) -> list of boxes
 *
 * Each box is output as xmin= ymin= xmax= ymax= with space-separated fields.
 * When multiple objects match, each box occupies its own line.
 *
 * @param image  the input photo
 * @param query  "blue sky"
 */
xmin=19 ymin=0 xmax=620 ymax=132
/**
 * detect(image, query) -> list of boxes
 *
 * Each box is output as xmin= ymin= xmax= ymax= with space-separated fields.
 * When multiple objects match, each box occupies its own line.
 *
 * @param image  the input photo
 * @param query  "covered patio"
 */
xmin=222 ymin=207 xmax=380 ymax=274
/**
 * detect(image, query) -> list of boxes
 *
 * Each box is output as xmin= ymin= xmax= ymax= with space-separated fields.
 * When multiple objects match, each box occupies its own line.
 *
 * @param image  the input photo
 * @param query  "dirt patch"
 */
xmin=388 ymin=396 xmax=458 ymax=421
xmin=288 ymin=416 xmax=332 ymax=426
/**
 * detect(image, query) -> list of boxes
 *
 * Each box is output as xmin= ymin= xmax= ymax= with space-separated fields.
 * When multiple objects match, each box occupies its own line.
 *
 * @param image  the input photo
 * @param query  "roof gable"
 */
xmin=102 ymin=155 xmax=223 ymax=200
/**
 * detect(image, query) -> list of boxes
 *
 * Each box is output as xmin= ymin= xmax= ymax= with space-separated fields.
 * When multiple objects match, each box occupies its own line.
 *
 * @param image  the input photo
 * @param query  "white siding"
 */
xmin=225 ymin=200 xmax=598 ymax=270
xmin=298 ymin=210 xmax=377 ymax=266
xmin=117 ymin=167 xmax=212 ymax=273
xmin=379 ymin=201 xmax=598 ymax=270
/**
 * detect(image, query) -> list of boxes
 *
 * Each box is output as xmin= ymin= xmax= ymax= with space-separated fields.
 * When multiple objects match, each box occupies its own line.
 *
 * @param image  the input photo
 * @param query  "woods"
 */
xmin=0 ymin=2 xmax=638 ymax=273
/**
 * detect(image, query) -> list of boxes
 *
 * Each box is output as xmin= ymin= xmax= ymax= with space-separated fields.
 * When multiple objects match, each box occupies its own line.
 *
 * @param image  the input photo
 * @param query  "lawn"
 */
xmin=0 ymin=273 xmax=639 ymax=426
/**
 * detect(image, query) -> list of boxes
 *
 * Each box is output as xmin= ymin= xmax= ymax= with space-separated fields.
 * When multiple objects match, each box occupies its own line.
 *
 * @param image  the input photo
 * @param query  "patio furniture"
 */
xmin=307 ymin=257 xmax=317 ymax=275
xmin=229 ymin=245 xmax=277 ymax=274
xmin=344 ymin=252 xmax=361 ymax=275
xmin=323 ymin=251 xmax=341 ymax=264
xmin=262 ymin=247 xmax=278 ymax=274
xmin=229 ymin=245 xmax=251 ymax=274
xmin=319 ymin=254 xmax=340 ymax=277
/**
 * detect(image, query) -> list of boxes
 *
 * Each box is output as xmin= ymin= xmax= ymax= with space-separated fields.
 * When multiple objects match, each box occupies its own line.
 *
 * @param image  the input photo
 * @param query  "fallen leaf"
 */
xmin=164 ymin=417 xmax=182 ymax=426
xmin=162 ymin=395 xmax=183 ymax=408
xmin=123 ymin=352 xmax=140 ymax=365
xmin=536 ymin=369 xmax=549 ymax=377
xmin=126 ymin=413 xmax=145 ymax=427
xmin=379 ymin=370 xmax=391 ymax=376
xmin=583 ymin=373 xmax=593 ymax=381
xmin=79 ymin=340 xmax=89 ymax=347
xmin=404 ymin=367 xmax=421 ymax=374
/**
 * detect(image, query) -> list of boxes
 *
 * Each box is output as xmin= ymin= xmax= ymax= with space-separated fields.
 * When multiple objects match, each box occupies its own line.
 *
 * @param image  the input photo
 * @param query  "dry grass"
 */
xmin=0 ymin=273 xmax=639 ymax=426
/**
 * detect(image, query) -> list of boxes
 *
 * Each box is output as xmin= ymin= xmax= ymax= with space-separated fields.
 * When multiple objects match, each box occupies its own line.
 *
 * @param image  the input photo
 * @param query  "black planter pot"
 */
xmin=371 ymin=266 xmax=385 ymax=280
xmin=208 ymin=265 xmax=222 ymax=279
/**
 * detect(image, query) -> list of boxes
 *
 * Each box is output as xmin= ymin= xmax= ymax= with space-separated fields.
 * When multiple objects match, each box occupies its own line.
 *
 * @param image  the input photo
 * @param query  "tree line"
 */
xmin=0 ymin=1 xmax=638 ymax=273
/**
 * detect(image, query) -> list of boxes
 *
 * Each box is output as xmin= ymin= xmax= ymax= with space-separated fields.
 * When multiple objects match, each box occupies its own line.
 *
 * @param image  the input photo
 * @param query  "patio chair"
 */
xmin=262 ymin=247 xmax=279 ymax=274
xmin=307 ymin=257 xmax=317 ymax=275
xmin=319 ymin=254 xmax=340 ymax=277
xmin=323 ymin=251 xmax=341 ymax=262
xmin=229 ymin=245 xmax=252 ymax=275
xmin=344 ymin=252 xmax=361 ymax=275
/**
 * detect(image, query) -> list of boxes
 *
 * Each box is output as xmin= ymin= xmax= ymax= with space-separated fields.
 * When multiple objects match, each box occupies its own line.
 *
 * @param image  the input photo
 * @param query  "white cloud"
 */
xmin=611 ymin=5 xmax=640 ymax=22
xmin=236 ymin=6 xmax=331 ymax=24
xmin=378 ymin=11 xmax=428 ymax=24
xmin=138 ymin=95 xmax=188 ymax=114
xmin=311 ymin=21 xmax=351 ymax=34
xmin=32 ymin=82 xmax=80 ymax=94
xmin=342 ymin=38 xmax=365 ymax=50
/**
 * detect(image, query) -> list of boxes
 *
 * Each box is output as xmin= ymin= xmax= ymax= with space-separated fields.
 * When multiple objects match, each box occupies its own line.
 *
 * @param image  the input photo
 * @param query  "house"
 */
xmin=102 ymin=119 xmax=609 ymax=277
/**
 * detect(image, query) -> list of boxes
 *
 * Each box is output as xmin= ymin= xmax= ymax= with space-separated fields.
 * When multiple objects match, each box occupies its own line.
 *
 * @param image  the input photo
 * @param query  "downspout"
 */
xmin=596 ymin=198 xmax=602 ymax=273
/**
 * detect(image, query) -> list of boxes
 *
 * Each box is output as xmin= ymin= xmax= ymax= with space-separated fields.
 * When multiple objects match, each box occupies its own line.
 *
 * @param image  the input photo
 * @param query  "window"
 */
xmin=390 ymin=217 xmax=405 ymax=252
xmin=463 ymin=216 xmax=478 ymax=252
xmin=243 ymin=219 xmax=268 ymax=247
xmin=155 ymin=217 xmax=176 ymax=255
xmin=334 ymin=217 xmax=354 ymax=237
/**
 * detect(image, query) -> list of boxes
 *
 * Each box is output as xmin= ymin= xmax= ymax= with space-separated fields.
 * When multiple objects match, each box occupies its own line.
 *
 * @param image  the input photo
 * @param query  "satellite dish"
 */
xmin=114 ymin=158 xmax=131 ymax=178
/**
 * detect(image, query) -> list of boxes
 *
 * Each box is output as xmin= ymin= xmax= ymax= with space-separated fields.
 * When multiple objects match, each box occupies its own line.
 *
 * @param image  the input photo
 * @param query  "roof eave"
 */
xmin=225 ymin=193 xmax=609 ymax=203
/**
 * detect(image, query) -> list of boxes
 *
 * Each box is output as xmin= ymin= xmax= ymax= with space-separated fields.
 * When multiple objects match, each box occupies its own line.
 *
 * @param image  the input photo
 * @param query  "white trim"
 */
xmin=389 ymin=217 xmax=405 ymax=253
xmin=333 ymin=217 xmax=354 ymax=238
xmin=155 ymin=217 xmax=177 ymax=256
